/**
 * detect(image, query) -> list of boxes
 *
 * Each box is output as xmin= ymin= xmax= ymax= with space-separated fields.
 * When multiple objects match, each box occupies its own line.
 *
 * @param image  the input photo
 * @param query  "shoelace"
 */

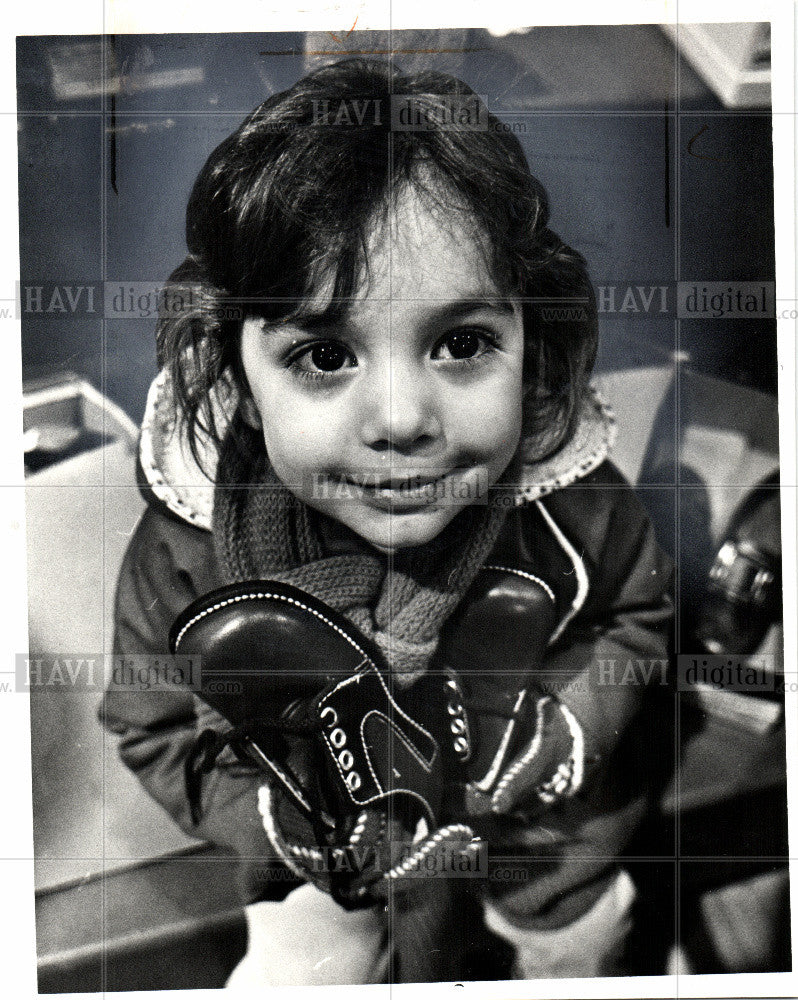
xmin=185 ymin=714 xmax=322 ymax=824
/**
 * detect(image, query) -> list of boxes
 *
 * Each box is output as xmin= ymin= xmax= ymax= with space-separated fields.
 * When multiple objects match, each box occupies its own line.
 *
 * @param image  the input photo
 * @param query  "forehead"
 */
xmin=296 ymin=184 xmax=503 ymax=321
xmin=362 ymin=186 xmax=498 ymax=303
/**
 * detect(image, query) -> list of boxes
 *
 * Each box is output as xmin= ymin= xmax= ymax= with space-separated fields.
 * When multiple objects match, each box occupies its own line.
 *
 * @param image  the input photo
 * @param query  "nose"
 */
xmin=359 ymin=361 xmax=443 ymax=454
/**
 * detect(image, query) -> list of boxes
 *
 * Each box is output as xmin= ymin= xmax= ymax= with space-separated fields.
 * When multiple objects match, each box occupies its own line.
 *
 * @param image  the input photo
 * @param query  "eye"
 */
xmin=433 ymin=328 xmax=495 ymax=363
xmin=289 ymin=340 xmax=357 ymax=378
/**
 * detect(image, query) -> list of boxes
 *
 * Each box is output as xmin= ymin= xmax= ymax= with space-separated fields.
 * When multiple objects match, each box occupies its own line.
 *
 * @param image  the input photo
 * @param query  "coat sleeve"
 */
xmin=478 ymin=464 xmax=674 ymax=936
xmin=99 ymin=505 xmax=274 ymax=867
xmin=536 ymin=462 xmax=674 ymax=771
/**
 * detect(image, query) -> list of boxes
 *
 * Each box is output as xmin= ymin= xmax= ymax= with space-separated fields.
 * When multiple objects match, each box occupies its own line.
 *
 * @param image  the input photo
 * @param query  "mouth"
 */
xmin=337 ymin=470 xmax=454 ymax=509
xmin=345 ymin=472 xmax=446 ymax=490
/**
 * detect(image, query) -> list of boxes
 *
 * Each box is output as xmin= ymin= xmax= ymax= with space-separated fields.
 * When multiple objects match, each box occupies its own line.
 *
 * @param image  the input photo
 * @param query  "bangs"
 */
xmin=235 ymin=164 xmax=522 ymax=334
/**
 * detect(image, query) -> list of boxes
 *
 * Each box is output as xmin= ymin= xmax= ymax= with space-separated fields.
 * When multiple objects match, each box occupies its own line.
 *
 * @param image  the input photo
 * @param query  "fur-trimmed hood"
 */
xmin=139 ymin=369 xmax=617 ymax=531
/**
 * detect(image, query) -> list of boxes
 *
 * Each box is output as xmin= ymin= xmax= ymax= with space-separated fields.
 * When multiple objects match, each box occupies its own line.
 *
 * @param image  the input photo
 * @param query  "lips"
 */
xmin=338 ymin=470 xmax=452 ymax=510
xmin=344 ymin=472 xmax=446 ymax=490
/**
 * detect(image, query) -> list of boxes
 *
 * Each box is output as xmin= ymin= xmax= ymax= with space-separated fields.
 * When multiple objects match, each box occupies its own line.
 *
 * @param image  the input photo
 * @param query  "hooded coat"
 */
xmin=100 ymin=372 xmax=674 ymax=981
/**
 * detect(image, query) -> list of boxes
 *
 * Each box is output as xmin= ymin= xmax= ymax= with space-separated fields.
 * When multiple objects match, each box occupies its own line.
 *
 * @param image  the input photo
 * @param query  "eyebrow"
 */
xmin=293 ymin=296 xmax=516 ymax=331
xmin=428 ymin=297 xmax=516 ymax=322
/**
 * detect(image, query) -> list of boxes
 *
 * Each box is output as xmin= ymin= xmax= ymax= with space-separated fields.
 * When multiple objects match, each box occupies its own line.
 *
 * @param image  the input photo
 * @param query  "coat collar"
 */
xmin=139 ymin=369 xmax=616 ymax=531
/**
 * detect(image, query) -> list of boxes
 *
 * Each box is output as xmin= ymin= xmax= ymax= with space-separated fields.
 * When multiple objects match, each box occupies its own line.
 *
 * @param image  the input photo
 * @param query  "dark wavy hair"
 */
xmin=156 ymin=58 xmax=598 ymax=470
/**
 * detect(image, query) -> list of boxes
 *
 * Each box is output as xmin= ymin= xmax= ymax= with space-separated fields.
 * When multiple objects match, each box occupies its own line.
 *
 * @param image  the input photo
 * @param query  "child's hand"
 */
xmin=465 ymin=692 xmax=584 ymax=816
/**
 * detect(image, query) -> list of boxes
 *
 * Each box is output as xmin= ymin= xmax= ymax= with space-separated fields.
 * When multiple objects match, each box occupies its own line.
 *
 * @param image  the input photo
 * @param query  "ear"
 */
xmin=239 ymin=395 xmax=262 ymax=429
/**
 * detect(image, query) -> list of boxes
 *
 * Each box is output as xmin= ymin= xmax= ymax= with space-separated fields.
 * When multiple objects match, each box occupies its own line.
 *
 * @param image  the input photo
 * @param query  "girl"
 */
xmin=101 ymin=58 xmax=673 ymax=985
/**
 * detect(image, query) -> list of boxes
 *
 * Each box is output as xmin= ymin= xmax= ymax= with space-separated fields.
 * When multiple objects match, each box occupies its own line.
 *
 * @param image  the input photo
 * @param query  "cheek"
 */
xmin=455 ymin=373 xmax=524 ymax=460
xmin=260 ymin=413 xmax=324 ymax=470
xmin=257 ymin=393 xmax=347 ymax=477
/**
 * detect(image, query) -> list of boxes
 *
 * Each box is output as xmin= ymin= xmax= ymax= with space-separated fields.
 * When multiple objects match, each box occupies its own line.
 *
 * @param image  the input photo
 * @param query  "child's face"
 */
xmin=240 ymin=188 xmax=525 ymax=553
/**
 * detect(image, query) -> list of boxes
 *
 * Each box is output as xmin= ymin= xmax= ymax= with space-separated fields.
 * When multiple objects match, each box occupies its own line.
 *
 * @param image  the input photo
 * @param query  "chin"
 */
xmin=355 ymin=508 xmax=458 ymax=554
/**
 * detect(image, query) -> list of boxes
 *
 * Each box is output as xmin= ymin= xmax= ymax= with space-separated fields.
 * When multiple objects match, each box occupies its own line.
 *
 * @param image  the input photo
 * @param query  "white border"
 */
xmin=2 ymin=3 xmax=796 ymax=1000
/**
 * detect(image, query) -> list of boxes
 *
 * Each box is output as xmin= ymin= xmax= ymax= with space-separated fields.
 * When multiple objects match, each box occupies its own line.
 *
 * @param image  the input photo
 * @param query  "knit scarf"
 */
xmin=212 ymin=416 xmax=511 ymax=686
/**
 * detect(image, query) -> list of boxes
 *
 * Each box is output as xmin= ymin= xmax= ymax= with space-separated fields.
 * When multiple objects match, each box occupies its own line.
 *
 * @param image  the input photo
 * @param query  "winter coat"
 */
xmin=100 ymin=371 xmax=673 ymax=980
